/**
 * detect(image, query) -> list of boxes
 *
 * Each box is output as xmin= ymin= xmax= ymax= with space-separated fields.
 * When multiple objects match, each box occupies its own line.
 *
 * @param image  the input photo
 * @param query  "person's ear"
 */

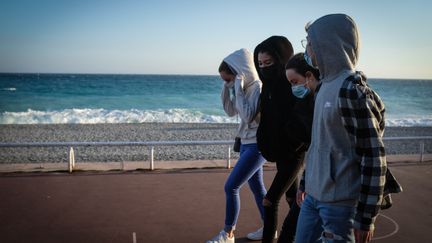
xmin=305 ymin=71 xmax=316 ymax=82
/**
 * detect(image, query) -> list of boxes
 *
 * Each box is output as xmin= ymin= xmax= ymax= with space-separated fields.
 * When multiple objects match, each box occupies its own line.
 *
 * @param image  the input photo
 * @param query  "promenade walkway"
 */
xmin=0 ymin=162 xmax=431 ymax=242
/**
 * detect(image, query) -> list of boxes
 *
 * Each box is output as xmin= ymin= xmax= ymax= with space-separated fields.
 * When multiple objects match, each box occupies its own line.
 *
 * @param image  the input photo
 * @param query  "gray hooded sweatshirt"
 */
xmin=304 ymin=14 xmax=387 ymax=231
xmin=221 ymin=48 xmax=262 ymax=144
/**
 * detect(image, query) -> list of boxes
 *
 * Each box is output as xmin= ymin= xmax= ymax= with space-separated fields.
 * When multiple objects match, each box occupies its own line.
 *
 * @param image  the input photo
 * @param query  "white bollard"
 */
xmin=227 ymin=146 xmax=231 ymax=169
xmin=132 ymin=232 xmax=137 ymax=243
xmin=150 ymin=146 xmax=155 ymax=171
xmin=69 ymin=147 xmax=75 ymax=173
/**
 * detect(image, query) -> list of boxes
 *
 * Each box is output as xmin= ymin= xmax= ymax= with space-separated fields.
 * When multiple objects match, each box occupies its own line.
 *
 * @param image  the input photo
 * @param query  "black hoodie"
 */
xmin=254 ymin=36 xmax=297 ymax=162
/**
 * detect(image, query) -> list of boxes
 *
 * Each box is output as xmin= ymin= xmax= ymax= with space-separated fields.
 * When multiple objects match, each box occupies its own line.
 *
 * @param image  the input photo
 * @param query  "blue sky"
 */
xmin=1 ymin=0 xmax=431 ymax=79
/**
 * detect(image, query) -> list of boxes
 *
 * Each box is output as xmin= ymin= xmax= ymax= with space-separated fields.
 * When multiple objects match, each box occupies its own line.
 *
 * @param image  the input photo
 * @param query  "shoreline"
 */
xmin=0 ymin=123 xmax=431 ymax=164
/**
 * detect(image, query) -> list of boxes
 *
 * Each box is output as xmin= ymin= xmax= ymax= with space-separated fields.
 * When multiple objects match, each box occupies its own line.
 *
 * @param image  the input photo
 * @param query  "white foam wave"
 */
xmin=1 ymin=109 xmax=431 ymax=126
xmin=0 ymin=108 xmax=238 ymax=124
xmin=386 ymin=118 xmax=432 ymax=127
xmin=1 ymin=87 xmax=16 ymax=91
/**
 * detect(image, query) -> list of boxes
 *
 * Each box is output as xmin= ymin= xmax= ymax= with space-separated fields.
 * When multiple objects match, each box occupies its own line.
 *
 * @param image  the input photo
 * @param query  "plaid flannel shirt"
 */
xmin=339 ymin=72 xmax=388 ymax=231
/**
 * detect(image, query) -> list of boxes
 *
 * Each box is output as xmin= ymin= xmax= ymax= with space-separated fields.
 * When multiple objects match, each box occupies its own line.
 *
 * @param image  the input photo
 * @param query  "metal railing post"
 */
xmin=420 ymin=141 xmax=425 ymax=162
xmin=150 ymin=146 xmax=155 ymax=171
xmin=69 ymin=147 xmax=75 ymax=173
xmin=0 ymin=137 xmax=429 ymax=171
xmin=227 ymin=146 xmax=231 ymax=169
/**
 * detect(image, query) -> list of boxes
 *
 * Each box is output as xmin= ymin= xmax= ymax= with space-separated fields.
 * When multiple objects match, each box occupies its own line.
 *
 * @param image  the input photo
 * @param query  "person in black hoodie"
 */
xmin=250 ymin=36 xmax=304 ymax=243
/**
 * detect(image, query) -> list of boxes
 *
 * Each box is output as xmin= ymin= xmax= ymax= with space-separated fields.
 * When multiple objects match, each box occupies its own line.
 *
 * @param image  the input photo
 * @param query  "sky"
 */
xmin=1 ymin=0 xmax=431 ymax=79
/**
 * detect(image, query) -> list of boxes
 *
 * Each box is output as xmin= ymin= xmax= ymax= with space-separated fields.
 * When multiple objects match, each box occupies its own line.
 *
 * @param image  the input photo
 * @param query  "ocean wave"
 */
xmin=386 ymin=117 xmax=432 ymax=127
xmin=0 ymin=109 xmax=431 ymax=126
xmin=1 ymin=87 xmax=17 ymax=91
xmin=0 ymin=108 xmax=238 ymax=124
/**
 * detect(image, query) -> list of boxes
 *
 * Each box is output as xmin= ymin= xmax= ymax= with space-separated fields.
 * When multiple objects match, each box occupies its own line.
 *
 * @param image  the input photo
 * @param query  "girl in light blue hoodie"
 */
xmin=206 ymin=49 xmax=266 ymax=243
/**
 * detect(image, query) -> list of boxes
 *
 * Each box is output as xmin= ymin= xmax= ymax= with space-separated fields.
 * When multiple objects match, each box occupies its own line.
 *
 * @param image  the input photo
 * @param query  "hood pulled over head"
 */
xmin=307 ymin=14 xmax=360 ymax=80
xmin=223 ymin=48 xmax=260 ymax=87
xmin=253 ymin=36 xmax=294 ymax=81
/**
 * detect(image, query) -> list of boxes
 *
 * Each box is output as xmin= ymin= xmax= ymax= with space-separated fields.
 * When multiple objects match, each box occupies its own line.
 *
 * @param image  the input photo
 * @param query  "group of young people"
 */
xmin=207 ymin=14 xmax=402 ymax=243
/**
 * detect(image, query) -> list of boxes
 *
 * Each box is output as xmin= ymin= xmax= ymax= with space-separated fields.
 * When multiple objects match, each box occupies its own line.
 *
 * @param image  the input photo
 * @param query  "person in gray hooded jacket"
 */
xmin=295 ymin=14 xmax=402 ymax=243
xmin=206 ymin=48 xmax=266 ymax=243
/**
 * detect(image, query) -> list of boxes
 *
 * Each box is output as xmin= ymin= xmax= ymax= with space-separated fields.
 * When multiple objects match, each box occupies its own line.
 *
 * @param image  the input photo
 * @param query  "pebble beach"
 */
xmin=0 ymin=123 xmax=431 ymax=164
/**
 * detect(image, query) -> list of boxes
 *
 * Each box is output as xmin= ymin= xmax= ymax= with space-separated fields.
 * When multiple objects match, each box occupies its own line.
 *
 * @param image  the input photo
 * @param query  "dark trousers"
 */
xmin=262 ymin=152 xmax=305 ymax=243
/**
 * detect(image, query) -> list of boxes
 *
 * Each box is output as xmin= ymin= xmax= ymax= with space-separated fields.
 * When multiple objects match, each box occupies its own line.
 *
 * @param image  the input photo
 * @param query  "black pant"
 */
xmin=262 ymin=152 xmax=305 ymax=243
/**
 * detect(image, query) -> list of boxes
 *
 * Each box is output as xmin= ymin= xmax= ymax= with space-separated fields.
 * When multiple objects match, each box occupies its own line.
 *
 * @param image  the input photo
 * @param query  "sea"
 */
xmin=1 ymin=73 xmax=431 ymax=126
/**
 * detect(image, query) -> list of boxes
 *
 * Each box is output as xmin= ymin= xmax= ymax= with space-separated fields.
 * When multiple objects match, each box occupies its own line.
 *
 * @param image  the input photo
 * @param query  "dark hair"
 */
xmin=254 ymin=36 xmax=293 ymax=65
xmin=285 ymin=53 xmax=320 ymax=79
xmin=218 ymin=61 xmax=236 ymax=75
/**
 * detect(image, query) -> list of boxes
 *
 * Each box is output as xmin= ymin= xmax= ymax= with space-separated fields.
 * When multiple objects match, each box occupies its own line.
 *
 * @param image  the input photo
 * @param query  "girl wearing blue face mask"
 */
xmin=265 ymin=52 xmax=320 ymax=243
xmin=283 ymin=52 xmax=320 ymax=151
xmin=286 ymin=53 xmax=320 ymax=99
xmin=285 ymin=53 xmax=320 ymax=154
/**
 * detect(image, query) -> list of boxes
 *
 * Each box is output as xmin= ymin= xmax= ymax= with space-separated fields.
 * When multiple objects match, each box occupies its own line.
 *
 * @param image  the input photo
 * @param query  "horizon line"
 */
xmin=0 ymin=72 xmax=431 ymax=81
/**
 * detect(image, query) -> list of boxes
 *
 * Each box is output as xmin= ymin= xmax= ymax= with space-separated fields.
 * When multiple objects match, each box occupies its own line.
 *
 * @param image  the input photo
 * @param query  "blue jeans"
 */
xmin=295 ymin=195 xmax=355 ymax=243
xmin=224 ymin=143 xmax=267 ymax=232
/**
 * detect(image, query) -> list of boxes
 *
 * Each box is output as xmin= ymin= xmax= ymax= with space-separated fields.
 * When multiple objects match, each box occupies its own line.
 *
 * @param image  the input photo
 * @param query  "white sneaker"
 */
xmin=206 ymin=230 xmax=235 ymax=243
xmin=246 ymin=227 xmax=278 ymax=241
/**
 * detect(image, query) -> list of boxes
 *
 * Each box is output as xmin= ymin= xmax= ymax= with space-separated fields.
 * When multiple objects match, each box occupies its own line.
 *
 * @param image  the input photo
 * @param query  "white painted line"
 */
xmin=132 ymin=232 xmax=137 ymax=243
xmin=373 ymin=213 xmax=400 ymax=240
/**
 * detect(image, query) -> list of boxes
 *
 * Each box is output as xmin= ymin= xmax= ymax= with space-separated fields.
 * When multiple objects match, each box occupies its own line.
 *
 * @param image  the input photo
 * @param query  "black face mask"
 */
xmin=260 ymin=65 xmax=280 ymax=81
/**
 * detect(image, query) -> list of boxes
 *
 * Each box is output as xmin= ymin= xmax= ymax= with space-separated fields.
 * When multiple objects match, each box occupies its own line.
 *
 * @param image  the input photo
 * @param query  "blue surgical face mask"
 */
xmin=304 ymin=51 xmax=317 ymax=69
xmin=291 ymin=83 xmax=310 ymax=99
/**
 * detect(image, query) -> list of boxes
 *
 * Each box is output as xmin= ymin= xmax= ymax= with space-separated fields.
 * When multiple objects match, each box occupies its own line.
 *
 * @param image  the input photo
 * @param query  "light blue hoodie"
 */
xmin=221 ymin=48 xmax=262 ymax=144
